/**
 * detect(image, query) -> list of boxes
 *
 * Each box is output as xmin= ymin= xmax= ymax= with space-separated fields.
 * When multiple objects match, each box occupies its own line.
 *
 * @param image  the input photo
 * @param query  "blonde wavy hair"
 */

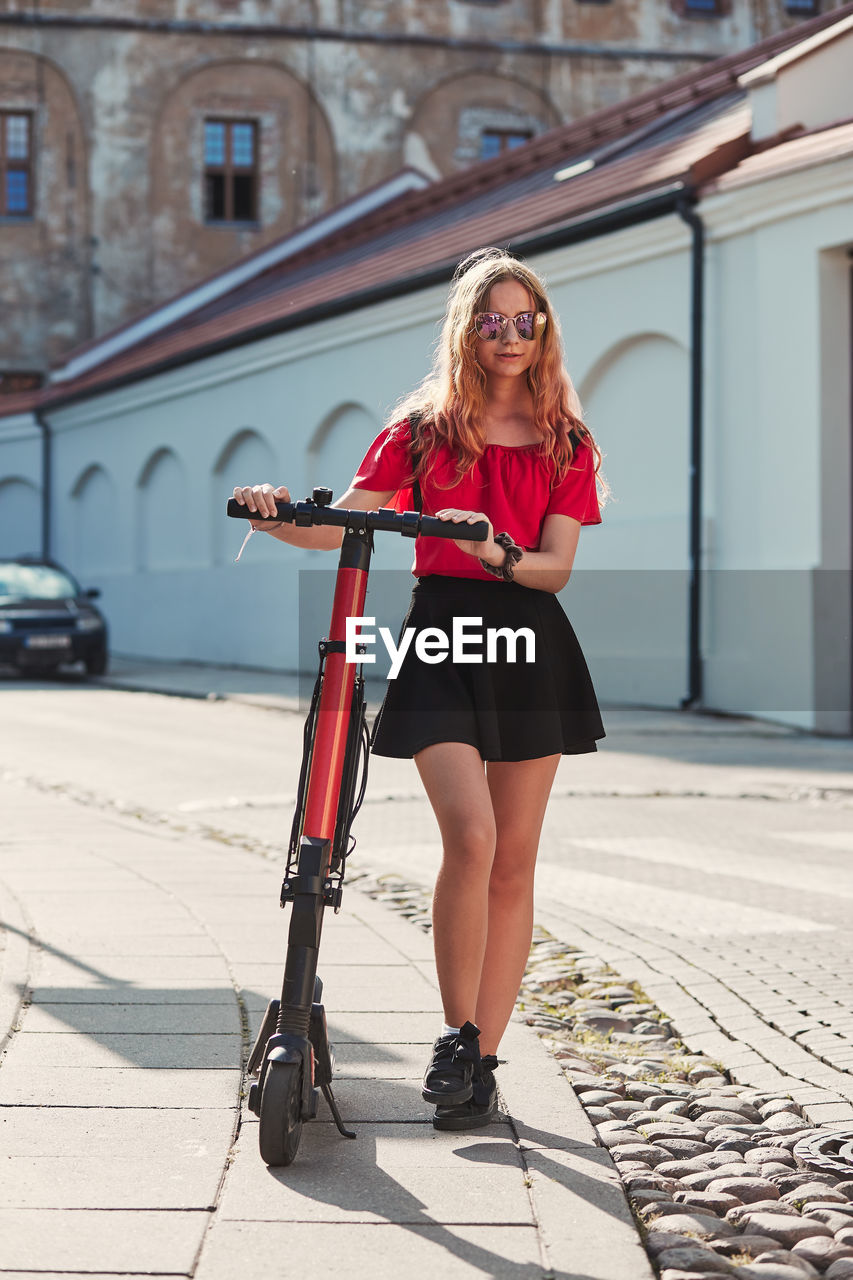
xmin=390 ymin=246 xmax=606 ymax=496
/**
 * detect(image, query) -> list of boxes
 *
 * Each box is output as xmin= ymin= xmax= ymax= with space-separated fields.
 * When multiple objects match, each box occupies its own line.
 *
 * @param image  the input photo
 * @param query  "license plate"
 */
xmin=24 ymin=633 xmax=72 ymax=649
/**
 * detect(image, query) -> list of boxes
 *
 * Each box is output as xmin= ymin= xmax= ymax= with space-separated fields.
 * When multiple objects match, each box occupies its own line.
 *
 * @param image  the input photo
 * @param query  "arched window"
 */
xmin=408 ymin=74 xmax=558 ymax=177
xmin=150 ymin=60 xmax=337 ymax=296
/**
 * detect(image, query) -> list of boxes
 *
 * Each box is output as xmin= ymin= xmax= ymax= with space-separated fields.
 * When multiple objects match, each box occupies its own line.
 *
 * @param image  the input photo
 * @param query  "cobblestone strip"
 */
xmin=532 ymin=905 xmax=853 ymax=1125
xmin=351 ymin=870 xmax=853 ymax=1280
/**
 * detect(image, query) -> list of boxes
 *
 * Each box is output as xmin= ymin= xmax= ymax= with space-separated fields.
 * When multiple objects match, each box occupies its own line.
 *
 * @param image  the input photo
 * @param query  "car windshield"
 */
xmin=0 ymin=563 xmax=80 ymax=602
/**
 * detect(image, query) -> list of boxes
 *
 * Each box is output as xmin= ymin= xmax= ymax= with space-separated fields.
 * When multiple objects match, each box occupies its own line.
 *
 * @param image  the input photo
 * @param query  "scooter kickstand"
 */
xmin=322 ymin=1083 xmax=356 ymax=1139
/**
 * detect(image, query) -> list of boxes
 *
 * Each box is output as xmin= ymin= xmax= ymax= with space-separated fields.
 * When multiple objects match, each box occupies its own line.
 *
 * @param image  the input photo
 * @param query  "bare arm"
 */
xmin=232 ymin=483 xmax=396 ymax=551
xmin=510 ymin=513 xmax=581 ymax=594
xmin=437 ymin=508 xmax=581 ymax=594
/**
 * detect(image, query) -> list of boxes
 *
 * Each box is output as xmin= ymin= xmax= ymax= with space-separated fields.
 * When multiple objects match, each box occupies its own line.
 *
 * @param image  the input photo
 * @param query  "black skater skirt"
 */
xmin=369 ymin=575 xmax=605 ymax=762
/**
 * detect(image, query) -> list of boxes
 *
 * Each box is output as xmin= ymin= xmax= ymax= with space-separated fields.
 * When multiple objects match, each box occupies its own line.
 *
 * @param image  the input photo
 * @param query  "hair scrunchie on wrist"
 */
xmin=480 ymin=532 xmax=523 ymax=582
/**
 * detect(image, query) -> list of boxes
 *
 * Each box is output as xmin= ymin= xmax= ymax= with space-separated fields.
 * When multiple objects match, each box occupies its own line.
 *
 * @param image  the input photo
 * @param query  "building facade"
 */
xmin=0 ymin=0 xmax=846 ymax=378
xmin=2 ymin=7 xmax=850 ymax=735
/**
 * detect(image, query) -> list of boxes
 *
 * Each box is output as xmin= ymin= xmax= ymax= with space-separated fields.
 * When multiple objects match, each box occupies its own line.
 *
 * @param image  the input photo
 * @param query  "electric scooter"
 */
xmin=227 ymin=486 xmax=488 ymax=1166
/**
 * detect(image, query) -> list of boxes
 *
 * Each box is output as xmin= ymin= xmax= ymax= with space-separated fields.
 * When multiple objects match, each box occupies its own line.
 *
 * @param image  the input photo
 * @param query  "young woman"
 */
xmin=233 ymin=246 xmax=607 ymax=1131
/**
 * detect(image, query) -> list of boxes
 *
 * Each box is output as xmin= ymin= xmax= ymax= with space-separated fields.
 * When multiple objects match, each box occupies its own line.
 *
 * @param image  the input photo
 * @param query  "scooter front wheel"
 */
xmin=259 ymin=1061 xmax=303 ymax=1167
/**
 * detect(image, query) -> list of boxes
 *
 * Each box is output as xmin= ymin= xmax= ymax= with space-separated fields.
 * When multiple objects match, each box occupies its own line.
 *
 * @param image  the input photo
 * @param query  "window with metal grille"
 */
xmin=1 ymin=113 xmax=33 ymax=217
xmin=480 ymin=129 xmax=533 ymax=161
xmin=204 ymin=119 xmax=259 ymax=223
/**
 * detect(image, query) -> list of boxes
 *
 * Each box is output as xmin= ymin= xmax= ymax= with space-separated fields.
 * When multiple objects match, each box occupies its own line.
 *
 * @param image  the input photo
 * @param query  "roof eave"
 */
xmin=32 ymin=182 xmax=690 ymax=418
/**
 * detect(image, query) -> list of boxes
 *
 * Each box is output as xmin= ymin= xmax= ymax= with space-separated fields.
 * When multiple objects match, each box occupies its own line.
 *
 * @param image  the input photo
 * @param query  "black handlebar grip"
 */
xmin=226 ymin=498 xmax=294 ymax=521
xmin=419 ymin=515 xmax=489 ymax=542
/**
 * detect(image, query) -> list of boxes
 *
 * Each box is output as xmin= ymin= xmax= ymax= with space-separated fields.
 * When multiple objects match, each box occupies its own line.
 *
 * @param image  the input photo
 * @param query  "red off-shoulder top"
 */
xmin=352 ymin=420 xmax=601 ymax=581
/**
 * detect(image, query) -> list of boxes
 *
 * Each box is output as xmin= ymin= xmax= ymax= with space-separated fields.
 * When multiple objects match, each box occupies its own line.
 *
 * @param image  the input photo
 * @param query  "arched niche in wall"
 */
xmin=70 ymin=464 xmax=120 ymax=576
xmin=298 ymin=402 xmax=381 ymax=650
xmin=577 ymin=332 xmax=691 ymax=709
xmin=136 ymin=447 xmax=187 ymax=571
xmin=579 ymin=331 xmax=690 ymax=559
xmin=0 ymin=476 xmax=40 ymax=559
xmin=307 ymin=403 xmax=381 ymax=502
xmin=0 ymin=48 xmax=90 ymax=366
xmin=212 ymin=428 xmax=278 ymax=565
xmin=150 ymin=59 xmax=337 ymax=300
xmin=405 ymin=72 xmax=560 ymax=176
xmin=306 ymin=402 xmax=416 ymax=617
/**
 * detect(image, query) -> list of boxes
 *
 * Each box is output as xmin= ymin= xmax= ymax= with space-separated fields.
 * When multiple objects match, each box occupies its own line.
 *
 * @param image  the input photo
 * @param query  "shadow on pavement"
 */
xmin=2 ymin=918 xmax=633 ymax=1279
xmin=259 ymin=1108 xmax=612 ymax=1280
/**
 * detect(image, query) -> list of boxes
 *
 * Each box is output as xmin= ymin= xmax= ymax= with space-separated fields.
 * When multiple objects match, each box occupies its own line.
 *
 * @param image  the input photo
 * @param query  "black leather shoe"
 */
xmin=422 ymin=1021 xmax=481 ymax=1105
xmin=433 ymin=1053 xmax=500 ymax=1130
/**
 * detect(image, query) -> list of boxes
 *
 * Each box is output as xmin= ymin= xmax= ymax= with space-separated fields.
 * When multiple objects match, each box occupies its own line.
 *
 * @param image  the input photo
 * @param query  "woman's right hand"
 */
xmin=233 ymin=484 xmax=290 ymax=527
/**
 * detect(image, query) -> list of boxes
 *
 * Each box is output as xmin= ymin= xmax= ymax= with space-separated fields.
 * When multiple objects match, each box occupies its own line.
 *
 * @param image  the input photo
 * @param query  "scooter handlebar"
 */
xmin=226 ymin=497 xmax=489 ymax=542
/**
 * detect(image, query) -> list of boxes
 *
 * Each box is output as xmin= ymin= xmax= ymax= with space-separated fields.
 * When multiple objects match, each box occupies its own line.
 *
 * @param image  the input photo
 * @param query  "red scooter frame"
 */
xmin=227 ymin=486 xmax=487 ymax=1165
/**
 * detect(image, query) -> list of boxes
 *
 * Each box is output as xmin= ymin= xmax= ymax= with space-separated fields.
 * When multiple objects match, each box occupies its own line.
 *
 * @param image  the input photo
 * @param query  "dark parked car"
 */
xmin=0 ymin=557 xmax=109 ymax=676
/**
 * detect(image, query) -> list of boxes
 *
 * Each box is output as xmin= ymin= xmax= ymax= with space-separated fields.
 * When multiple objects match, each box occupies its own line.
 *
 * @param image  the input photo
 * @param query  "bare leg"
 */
xmin=414 ymin=742 xmax=497 ymax=1029
xmin=475 ymin=754 xmax=561 ymax=1055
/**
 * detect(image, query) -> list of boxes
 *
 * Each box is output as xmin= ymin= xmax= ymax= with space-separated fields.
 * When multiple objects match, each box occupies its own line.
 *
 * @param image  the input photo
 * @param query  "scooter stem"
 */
xmin=303 ymin=531 xmax=370 ymax=841
xmin=277 ymin=527 xmax=371 ymax=1037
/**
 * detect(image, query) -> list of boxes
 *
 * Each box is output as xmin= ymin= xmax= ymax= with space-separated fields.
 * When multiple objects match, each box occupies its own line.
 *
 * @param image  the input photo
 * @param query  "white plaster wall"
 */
xmin=775 ymin=28 xmax=853 ymax=139
xmin=33 ymin=229 xmax=695 ymax=702
xmin=45 ymin=297 xmax=447 ymax=668
xmin=534 ymin=237 xmax=693 ymax=709
xmin=701 ymin=167 xmax=853 ymax=729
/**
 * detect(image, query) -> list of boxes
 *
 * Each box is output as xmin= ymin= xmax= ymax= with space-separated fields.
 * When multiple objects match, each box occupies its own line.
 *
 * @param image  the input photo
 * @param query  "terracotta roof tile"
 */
xmin=33 ymin=102 xmax=754 ymax=405
xmin=0 ymin=389 xmax=43 ymax=418
xmin=6 ymin=1 xmax=852 ymax=418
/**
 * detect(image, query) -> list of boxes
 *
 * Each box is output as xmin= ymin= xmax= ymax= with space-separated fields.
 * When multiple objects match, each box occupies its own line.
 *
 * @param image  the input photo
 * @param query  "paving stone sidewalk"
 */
xmin=0 ymin=774 xmax=650 ymax=1280
xmin=91 ymin=659 xmax=853 ymax=1125
xmin=3 ymin=660 xmax=853 ymax=1278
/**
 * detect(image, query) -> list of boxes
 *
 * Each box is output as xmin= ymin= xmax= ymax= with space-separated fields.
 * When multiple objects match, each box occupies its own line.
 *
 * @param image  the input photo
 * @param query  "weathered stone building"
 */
xmin=0 ymin=0 xmax=845 ymax=378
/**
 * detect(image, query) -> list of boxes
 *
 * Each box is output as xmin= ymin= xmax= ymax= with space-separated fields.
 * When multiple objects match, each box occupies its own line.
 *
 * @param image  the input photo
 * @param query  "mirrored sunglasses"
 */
xmin=474 ymin=311 xmax=547 ymax=341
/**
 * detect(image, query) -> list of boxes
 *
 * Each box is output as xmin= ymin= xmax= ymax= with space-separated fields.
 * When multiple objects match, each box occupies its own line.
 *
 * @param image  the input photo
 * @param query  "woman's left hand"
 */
xmin=435 ymin=509 xmax=500 ymax=564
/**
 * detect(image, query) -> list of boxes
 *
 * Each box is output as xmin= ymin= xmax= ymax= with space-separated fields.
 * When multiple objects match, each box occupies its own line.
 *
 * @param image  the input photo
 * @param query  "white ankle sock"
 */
xmin=441 ymin=1023 xmax=461 ymax=1037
